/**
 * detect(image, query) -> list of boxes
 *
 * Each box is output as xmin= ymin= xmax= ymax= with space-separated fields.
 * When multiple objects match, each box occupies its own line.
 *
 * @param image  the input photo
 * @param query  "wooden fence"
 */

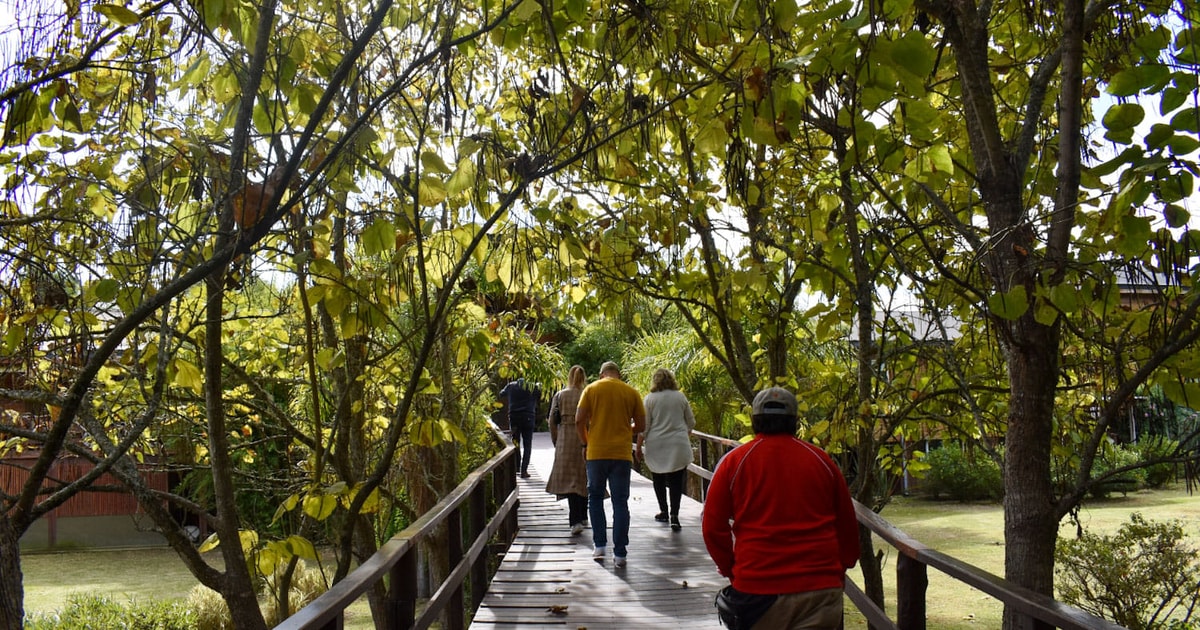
xmin=277 ymin=425 xmax=1125 ymax=630
xmin=689 ymin=430 xmax=1126 ymax=630
xmin=275 ymin=425 xmax=518 ymax=630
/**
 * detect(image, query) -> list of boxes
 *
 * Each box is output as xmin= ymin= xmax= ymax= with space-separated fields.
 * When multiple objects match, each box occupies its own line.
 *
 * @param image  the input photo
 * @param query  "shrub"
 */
xmin=1088 ymin=443 xmax=1147 ymax=499
xmin=1134 ymin=436 xmax=1180 ymax=489
xmin=1056 ymin=513 xmax=1200 ymax=630
xmin=921 ymin=444 xmax=1003 ymax=501
xmin=187 ymin=586 xmax=233 ymax=630
xmin=24 ymin=594 xmax=194 ymax=630
xmin=261 ymin=561 xmax=330 ymax=626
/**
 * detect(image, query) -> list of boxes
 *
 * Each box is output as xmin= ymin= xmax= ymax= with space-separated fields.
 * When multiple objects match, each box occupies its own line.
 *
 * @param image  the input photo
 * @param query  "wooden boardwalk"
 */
xmin=471 ymin=431 xmax=728 ymax=629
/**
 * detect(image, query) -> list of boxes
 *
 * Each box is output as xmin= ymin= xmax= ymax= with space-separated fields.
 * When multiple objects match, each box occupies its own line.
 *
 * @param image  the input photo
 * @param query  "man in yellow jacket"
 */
xmin=576 ymin=361 xmax=646 ymax=569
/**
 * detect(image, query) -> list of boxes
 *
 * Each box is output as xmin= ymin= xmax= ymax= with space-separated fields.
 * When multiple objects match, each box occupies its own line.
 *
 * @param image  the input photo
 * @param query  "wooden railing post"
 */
xmin=390 ymin=546 xmax=418 ymax=630
xmin=446 ymin=507 xmax=465 ymax=629
xmin=699 ymin=439 xmax=712 ymax=500
xmin=896 ymin=554 xmax=927 ymax=630
xmin=495 ymin=458 xmax=516 ymax=543
xmin=469 ymin=484 xmax=487 ymax=612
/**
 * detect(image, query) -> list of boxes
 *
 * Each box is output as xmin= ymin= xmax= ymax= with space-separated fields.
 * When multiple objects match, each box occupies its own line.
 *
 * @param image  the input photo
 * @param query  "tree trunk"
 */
xmin=1001 ymin=318 xmax=1061 ymax=628
xmin=0 ymin=517 xmax=23 ymax=630
xmin=205 ymin=270 xmax=268 ymax=630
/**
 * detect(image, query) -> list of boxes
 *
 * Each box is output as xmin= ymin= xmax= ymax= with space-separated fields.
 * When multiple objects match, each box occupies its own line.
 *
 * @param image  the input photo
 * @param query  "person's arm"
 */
xmin=548 ymin=392 xmax=560 ymax=445
xmin=630 ymin=394 xmax=646 ymax=434
xmin=683 ymin=394 xmax=696 ymax=433
xmin=575 ymin=397 xmax=591 ymax=451
xmin=636 ymin=397 xmax=651 ymax=460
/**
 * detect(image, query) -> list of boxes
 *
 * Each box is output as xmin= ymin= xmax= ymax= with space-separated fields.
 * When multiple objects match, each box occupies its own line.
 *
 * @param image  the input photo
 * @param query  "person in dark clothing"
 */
xmin=500 ymin=378 xmax=540 ymax=478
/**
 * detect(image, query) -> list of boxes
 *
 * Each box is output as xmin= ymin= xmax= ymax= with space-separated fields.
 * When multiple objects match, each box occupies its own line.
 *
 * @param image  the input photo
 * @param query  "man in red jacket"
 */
xmin=702 ymin=387 xmax=860 ymax=629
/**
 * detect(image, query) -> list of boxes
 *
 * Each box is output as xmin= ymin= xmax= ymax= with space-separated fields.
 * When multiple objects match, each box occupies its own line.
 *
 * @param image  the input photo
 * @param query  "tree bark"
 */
xmin=0 ymin=517 xmax=23 ymax=630
xmin=919 ymin=2 xmax=1081 ymax=626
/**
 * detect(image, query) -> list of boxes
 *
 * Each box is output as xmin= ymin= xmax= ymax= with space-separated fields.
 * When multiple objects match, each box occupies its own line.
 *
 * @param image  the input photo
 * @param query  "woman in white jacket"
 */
xmin=636 ymin=368 xmax=696 ymax=531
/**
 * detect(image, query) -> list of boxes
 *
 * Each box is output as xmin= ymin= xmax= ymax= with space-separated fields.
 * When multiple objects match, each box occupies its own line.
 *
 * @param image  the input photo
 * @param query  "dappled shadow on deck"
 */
xmin=470 ymin=431 xmax=727 ymax=629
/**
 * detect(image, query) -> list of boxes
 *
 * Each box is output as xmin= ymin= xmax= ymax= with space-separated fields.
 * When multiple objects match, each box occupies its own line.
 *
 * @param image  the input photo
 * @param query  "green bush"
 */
xmin=1088 ymin=443 xmax=1147 ymax=499
xmin=24 ymin=594 xmax=194 ymax=630
xmin=1056 ymin=513 xmax=1200 ymax=630
xmin=921 ymin=444 xmax=1003 ymax=501
xmin=1134 ymin=436 xmax=1180 ymax=489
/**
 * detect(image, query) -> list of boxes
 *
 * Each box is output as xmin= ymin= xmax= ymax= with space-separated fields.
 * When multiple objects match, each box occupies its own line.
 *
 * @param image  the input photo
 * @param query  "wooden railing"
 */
xmin=688 ymin=430 xmax=1127 ymax=630
xmin=276 ymin=425 xmax=518 ymax=630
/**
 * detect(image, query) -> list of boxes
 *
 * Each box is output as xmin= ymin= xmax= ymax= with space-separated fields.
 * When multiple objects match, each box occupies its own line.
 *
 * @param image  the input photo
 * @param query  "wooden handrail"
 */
xmin=276 ymin=424 xmax=518 ymax=630
xmin=688 ymin=431 xmax=1128 ymax=630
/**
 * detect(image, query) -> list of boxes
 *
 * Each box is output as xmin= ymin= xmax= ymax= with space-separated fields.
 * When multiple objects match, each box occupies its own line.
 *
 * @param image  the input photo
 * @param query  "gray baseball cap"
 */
xmin=751 ymin=387 xmax=797 ymax=417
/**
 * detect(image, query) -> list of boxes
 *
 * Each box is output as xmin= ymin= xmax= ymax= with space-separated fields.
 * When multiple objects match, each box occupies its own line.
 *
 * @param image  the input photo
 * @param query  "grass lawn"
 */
xmin=20 ymin=484 xmax=1200 ymax=628
xmin=844 ymin=483 xmax=1200 ymax=629
xmin=21 ymin=548 xmax=375 ymax=628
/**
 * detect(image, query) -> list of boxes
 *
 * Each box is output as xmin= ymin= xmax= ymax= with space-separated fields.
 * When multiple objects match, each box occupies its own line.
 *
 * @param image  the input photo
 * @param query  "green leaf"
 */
xmin=1118 ymin=215 xmax=1152 ymax=255
xmin=1160 ymin=379 xmax=1200 ymax=409
xmin=890 ymin=33 xmax=935 ymax=79
xmin=512 ymin=0 xmax=539 ymax=23
xmin=1102 ymin=103 xmax=1145 ymax=132
xmin=1033 ymin=299 xmax=1058 ymax=326
xmin=3 ymin=91 xmax=41 ymax=146
xmin=988 ymin=285 xmax=1029 ymax=320
xmin=446 ymin=157 xmax=477 ymax=197
xmin=1164 ymin=204 xmax=1191 ymax=228
xmin=361 ymin=219 xmax=396 ymax=256
xmin=1170 ymin=106 xmax=1199 ymax=133
xmin=421 ymin=151 xmax=451 ymax=174
xmin=95 ymin=3 xmax=140 ymax=25
xmin=1168 ymin=134 xmax=1200 ymax=156
xmin=93 ymin=279 xmax=120 ymax=302
xmin=417 ymin=176 xmax=447 ymax=207
xmin=1049 ymin=283 xmax=1079 ymax=313
xmin=1106 ymin=70 xmax=1143 ymax=97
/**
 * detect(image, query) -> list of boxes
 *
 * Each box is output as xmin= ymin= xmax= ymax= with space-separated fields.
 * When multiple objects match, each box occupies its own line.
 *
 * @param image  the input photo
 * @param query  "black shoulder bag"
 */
xmin=714 ymin=585 xmax=777 ymax=630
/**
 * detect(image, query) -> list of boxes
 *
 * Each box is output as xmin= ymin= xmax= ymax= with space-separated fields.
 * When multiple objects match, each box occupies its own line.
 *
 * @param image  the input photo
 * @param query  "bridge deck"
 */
xmin=470 ymin=431 xmax=727 ymax=629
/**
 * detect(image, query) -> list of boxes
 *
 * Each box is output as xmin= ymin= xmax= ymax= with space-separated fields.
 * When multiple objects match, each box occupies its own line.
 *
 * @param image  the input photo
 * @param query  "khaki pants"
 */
xmin=751 ymin=588 xmax=843 ymax=630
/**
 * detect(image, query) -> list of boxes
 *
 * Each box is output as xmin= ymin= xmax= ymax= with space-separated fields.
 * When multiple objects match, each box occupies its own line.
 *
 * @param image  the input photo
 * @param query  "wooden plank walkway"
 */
xmin=471 ymin=431 xmax=727 ymax=629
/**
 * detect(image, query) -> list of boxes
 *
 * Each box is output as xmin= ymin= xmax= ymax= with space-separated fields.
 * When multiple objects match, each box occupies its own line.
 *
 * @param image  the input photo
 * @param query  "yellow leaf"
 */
xmin=257 ymin=546 xmax=278 ymax=576
xmin=197 ymin=532 xmax=221 ymax=553
xmin=285 ymin=534 xmax=319 ymax=560
xmin=238 ymin=529 xmax=259 ymax=554
xmin=303 ymin=494 xmax=338 ymax=521
xmin=172 ymin=359 xmax=204 ymax=394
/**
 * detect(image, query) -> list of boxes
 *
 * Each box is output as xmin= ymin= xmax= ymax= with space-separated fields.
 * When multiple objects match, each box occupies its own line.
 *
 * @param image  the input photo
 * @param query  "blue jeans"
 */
xmin=586 ymin=459 xmax=631 ymax=557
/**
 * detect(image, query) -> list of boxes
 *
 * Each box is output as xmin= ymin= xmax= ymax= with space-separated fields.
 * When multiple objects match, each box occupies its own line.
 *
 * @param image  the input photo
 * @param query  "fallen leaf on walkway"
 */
xmin=681 ymin=580 xmax=689 ymax=588
xmin=547 ymin=605 xmax=569 ymax=615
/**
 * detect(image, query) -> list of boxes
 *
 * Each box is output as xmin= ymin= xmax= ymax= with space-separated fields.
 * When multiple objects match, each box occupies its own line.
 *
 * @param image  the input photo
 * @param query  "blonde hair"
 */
xmin=649 ymin=368 xmax=678 ymax=392
xmin=567 ymin=365 xmax=586 ymax=390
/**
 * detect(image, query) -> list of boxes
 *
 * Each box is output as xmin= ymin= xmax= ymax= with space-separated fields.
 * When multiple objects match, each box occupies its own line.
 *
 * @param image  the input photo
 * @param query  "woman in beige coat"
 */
xmin=636 ymin=368 xmax=695 ymax=531
xmin=545 ymin=365 xmax=589 ymax=535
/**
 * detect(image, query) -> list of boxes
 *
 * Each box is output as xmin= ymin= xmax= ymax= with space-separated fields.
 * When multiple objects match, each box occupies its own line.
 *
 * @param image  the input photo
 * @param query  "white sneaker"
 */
xmin=613 ymin=555 xmax=627 ymax=569
xmin=570 ymin=522 xmax=585 ymax=536
xmin=592 ymin=546 xmax=606 ymax=563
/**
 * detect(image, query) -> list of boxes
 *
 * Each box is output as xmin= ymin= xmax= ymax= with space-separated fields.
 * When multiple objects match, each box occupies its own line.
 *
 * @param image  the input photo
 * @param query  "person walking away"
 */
xmin=702 ymin=386 xmax=860 ymax=630
xmin=576 ymin=361 xmax=645 ymax=569
xmin=545 ymin=365 xmax=589 ymax=535
xmin=636 ymin=368 xmax=695 ymax=531
xmin=499 ymin=377 xmax=539 ymax=478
